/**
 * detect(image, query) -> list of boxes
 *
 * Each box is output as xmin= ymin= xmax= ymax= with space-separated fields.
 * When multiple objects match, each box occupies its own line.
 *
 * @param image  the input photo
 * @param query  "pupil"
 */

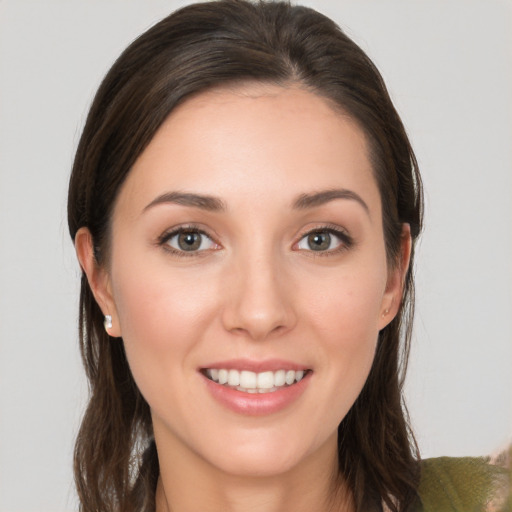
xmin=178 ymin=232 xmax=200 ymax=251
xmin=308 ymin=232 xmax=330 ymax=251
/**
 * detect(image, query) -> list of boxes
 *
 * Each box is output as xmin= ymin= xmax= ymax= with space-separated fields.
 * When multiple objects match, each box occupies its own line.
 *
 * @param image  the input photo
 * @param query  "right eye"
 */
xmin=295 ymin=226 xmax=353 ymax=255
xmin=161 ymin=228 xmax=218 ymax=255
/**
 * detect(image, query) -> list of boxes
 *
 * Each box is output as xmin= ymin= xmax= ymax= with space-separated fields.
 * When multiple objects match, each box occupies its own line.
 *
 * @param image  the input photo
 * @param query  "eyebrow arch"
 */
xmin=292 ymin=188 xmax=370 ymax=215
xmin=142 ymin=191 xmax=226 ymax=213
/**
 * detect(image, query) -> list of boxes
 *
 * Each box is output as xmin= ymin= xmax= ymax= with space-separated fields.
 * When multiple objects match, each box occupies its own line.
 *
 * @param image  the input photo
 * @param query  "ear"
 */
xmin=74 ymin=227 xmax=121 ymax=337
xmin=378 ymin=224 xmax=412 ymax=330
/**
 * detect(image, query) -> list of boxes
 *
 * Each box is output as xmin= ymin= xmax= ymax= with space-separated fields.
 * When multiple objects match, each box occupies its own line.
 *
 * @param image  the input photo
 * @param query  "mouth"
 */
xmin=201 ymin=368 xmax=311 ymax=394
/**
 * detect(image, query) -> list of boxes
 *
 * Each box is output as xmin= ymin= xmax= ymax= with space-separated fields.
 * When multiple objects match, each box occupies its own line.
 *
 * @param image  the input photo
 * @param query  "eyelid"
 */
xmin=156 ymin=222 xmax=353 ymax=257
xmin=294 ymin=224 xmax=354 ymax=255
xmin=157 ymin=224 xmax=221 ymax=256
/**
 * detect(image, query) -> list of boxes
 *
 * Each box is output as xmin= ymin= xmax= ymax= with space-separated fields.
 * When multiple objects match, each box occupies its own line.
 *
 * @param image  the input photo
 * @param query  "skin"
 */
xmin=76 ymin=84 xmax=411 ymax=512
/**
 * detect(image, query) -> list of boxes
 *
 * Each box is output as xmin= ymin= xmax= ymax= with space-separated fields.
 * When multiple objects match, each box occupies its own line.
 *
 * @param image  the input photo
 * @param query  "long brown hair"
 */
xmin=67 ymin=1 xmax=423 ymax=511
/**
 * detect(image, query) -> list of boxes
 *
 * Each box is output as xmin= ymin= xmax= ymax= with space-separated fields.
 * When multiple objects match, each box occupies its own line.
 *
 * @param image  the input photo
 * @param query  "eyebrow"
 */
xmin=142 ymin=188 xmax=369 ymax=216
xmin=292 ymin=188 xmax=370 ymax=215
xmin=142 ymin=191 xmax=226 ymax=213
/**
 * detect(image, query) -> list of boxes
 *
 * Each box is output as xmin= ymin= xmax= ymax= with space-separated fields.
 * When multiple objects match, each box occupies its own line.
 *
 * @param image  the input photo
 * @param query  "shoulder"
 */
xmin=417 ymin=450 xmax=510 ymax=512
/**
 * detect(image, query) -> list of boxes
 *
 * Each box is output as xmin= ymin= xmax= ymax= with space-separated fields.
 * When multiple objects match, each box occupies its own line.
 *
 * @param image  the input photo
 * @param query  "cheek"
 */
xmin=109 ymin=261 xmax=220 ymax=396
xmin=303 ymin=266 xmax=386 ymax=413
xmin=306 ymin=264 xmax=386 ymax=344
xmin=112 ymin=253 xmax=219 ymax=340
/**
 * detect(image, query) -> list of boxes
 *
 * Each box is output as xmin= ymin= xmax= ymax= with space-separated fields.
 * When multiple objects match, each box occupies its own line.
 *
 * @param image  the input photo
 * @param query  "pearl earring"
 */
xmin=104 ymin=314 xmax=113 ymax=330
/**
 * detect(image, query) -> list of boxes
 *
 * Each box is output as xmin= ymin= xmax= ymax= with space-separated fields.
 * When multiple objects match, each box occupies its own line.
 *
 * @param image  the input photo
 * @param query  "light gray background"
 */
xmin=1 ymin=1 xmax=511 ymax=511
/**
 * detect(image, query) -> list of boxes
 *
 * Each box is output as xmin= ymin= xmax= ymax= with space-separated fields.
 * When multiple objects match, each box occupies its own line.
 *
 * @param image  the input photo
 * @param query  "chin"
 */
xmin=200 ymin=427 xmax=336 ymax=479
xmin=212 ymin=449 xmax=305 ymax=478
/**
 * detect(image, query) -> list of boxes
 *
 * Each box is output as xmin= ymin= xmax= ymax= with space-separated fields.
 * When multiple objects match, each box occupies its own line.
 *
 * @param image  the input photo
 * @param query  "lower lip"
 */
xmin=202 ymin=373 xmax=311 ymax=416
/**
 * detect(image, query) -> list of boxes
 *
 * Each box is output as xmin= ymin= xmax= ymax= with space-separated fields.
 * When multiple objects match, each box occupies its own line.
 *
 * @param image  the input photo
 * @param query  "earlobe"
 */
xmin=74 ymin=227 xmax=121 ymax=337
xmin=378 ymin=224 xmax=412 ymax=330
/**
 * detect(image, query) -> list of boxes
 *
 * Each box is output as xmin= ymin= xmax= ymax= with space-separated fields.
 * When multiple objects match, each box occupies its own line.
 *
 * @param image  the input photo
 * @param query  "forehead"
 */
xmin=116 ymin=84 xmax=380 ymax=218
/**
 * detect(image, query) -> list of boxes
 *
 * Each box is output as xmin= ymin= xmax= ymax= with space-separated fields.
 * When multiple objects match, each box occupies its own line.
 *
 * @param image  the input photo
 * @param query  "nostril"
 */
xmin=220 ymin=268 xmax=297 ymax=340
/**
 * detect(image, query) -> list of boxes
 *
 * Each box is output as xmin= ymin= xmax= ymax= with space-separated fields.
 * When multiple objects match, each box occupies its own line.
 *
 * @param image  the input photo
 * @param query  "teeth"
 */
xmin=218 ymin=369 xmax=228 ymax=385
xmin=257 ymin=371 xmax=274 ymax=389
xmin=205 ymin=368 xmax=308 ymax=393
xmin=240 ymin=370 xmax=257 ymax=389
xmin=274 ymin=369 xmax=286 ymax=387
xmin=228 ymin=369 xmax=240 ymax=386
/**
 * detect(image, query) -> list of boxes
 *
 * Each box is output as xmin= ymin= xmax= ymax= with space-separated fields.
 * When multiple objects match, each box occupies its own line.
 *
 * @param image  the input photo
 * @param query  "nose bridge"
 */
xmin=222 ymin=239 xmax=295 ymax=340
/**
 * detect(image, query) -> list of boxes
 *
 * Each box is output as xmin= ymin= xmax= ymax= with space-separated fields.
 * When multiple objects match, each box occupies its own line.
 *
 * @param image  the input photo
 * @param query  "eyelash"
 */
xmin=157 ymin=224 xmax=218 ymax=258
xmin=295 ymin=225 xmax=354 ymax=257
xmin=157 ymin=224 xmax=354 ymax=258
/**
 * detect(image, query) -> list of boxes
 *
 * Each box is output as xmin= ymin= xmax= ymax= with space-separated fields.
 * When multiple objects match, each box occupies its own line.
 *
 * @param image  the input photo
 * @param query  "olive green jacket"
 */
xmin=417 ymin=456 xmax=510 ymax=512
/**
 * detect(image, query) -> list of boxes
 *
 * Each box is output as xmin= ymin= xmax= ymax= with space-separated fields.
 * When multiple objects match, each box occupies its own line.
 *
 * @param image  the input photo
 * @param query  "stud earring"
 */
xmin=104 ymin=314 xmax=113 ymax=331
xmin=382 ymin=309 xmax=390 ymax=318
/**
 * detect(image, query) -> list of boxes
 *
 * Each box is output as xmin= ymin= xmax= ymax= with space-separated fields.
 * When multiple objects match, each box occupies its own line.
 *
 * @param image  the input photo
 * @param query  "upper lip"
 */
xmin=199 ymin=358 xmax=310 ymax=373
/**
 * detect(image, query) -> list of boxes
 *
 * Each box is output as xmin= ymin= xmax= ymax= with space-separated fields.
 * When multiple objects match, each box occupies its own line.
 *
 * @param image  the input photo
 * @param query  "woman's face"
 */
xmin=86 ymin=84 xmax=404 ymax=477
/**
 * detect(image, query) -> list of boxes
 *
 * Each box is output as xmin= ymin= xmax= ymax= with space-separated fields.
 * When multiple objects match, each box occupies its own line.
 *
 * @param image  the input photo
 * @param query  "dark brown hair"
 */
xmin=68 ymin=1 xmax=423 ymax=511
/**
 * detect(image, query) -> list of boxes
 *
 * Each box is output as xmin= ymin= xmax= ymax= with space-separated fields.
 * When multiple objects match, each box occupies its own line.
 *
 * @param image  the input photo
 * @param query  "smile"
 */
xmin=203 ymin=368 xmax=309 ymax=394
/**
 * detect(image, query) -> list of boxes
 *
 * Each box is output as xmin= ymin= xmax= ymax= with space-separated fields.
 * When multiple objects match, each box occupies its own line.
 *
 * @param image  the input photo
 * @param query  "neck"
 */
xmin=154 ymin=431 xmax=354 ymax=512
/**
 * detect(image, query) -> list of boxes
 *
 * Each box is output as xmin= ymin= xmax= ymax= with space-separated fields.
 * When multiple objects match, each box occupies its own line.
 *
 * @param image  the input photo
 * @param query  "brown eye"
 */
xmin=178 ymin=232 xmax=202 ymax=251
xmin=164 ymin=229 xmax=216 ymax=253
xmin=296 ymin=228 xmax=350 ymax=253
xmin=307 ymin=232 xmax=331 ymax=251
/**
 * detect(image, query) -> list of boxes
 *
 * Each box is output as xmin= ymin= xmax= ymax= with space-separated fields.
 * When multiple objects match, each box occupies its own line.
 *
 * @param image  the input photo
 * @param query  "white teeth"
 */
xmin=257 ymin=371 xmax=274 ymax=389
xmin=228 ymin=369 xmax=240 ymax=386
xmin=274 ymin=369 xmax=286 ymax=387
xmin=205 ymin=368 xmax=308 ymax=393
xmin=240 ymin=370 xmax=257 ymax=389
xmin=218 ymin=369 xmax=228 ymax=385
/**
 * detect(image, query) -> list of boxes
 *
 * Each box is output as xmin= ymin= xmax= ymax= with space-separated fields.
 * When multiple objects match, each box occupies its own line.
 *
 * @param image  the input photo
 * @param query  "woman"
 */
xmin=67 ymin=1 xmax=507 ymax=511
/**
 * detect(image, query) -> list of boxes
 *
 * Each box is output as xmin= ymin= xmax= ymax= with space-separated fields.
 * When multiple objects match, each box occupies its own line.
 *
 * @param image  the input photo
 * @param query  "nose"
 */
xmin=221 ymin=250 xmax=297 ymax=341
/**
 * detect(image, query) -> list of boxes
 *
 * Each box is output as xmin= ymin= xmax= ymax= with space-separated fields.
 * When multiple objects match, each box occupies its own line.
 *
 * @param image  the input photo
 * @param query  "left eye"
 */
xmin=165 ymin=229 xmax=216 ymax=252
xmin=297 ymin=230 xmax=345 ymax=252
